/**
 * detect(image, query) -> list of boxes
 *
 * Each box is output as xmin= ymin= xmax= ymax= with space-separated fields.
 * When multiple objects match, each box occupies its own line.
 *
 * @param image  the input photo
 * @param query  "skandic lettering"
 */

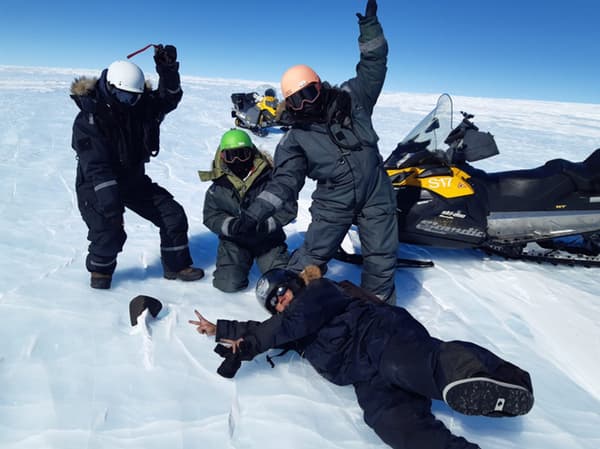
xmin=440 ymin=210 xmax=467 ymax=219
xmin=417 ymin=219 xmax=486 ymax=237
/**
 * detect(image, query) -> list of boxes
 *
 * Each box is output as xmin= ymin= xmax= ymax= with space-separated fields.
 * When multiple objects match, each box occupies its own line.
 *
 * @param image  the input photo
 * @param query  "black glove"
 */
xmin=154 ymin=44 xmax=177 ymax=65
xmin=256 ymin=218 xmax=278 ymax=234
xmin=214 ymin=344 xmax=242 ymax=378
xmin=356 ymin=0 xmax=377 ymax=20
xmin=154 ymin=44 xmax=179 ymax=72
xmin=228 ymin=211 xmax=258 ymax=236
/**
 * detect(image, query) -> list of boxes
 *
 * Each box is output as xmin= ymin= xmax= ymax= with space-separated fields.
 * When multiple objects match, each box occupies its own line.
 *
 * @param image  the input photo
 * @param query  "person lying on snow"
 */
xmin=189 ymin=266 xmax=534 ymax=449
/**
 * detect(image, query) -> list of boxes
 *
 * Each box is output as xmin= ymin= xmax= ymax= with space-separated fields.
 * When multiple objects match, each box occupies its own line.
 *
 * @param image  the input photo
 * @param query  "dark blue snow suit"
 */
xmin=243 ymin=15 xmax=398 ymax=302
xmin=214 ymin=278 xmax=533 ymax=449
xmin=199 ymin=150 xmax=297 ymax=292
xmin=70 ymin=64 xmax=192 ymax=275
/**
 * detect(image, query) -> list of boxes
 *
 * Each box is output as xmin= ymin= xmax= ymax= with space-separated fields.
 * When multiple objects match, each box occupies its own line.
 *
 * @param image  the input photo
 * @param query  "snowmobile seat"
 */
xmin=584 ymin=148 xmax=600 ymax=171
xmin=231 ymin=93 xmax=257 ymax=111
xmin=482 ymin=163 xmax=577 ymax=211
xmin=546 ymin=154 xmax=600 ymax=192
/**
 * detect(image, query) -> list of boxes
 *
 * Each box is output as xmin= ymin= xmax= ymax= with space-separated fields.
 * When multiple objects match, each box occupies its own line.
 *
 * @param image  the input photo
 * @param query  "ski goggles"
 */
xmin=221 ymin=146 xmax=253 ymax=163
xmin=267 ymin=285 xmax=288 ymax=310
xmin=275 ymin=285 xmax=288 ymax=297
xmin=285 ymin=82 xmax=322 ymax=111
xmin=109 ymin=84 xmax=142 ymax=106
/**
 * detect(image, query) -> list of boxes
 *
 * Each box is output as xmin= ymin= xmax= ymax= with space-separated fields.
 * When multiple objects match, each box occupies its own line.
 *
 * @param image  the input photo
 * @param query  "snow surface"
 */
xmin=1 ymin=65 xmax=599 ymax=449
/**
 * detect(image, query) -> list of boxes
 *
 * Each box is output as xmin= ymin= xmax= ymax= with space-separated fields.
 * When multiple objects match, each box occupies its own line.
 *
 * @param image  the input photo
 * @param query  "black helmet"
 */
xmin=256 ymin=268 xmax=304 ymax=314
xmin=264 ymin=88 xmax=276 ymax=97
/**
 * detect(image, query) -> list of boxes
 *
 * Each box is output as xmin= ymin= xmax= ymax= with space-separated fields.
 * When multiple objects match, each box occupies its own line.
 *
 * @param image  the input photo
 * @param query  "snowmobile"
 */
xmin=383 ymin=93 xmax=600 ymax=267
xmin=231 ymin=86 xmax=281 ymax=137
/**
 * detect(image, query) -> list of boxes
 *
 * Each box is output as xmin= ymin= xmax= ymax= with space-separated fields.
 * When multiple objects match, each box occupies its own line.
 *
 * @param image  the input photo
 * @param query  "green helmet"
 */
xmin=219 ymin=129 xmax=253 ymax=151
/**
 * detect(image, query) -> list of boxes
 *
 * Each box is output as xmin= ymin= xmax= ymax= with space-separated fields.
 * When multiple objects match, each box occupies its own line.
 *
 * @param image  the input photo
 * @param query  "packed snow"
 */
xmin=1 ymin=65 xmax=599 ymax=449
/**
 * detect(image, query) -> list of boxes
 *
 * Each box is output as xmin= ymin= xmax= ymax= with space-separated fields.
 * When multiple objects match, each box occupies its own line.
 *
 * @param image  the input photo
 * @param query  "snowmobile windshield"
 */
xmin=384 ymin=94 xmax=454 ymax=168
xmin=403 ymin=94 xmax=453 ymax=151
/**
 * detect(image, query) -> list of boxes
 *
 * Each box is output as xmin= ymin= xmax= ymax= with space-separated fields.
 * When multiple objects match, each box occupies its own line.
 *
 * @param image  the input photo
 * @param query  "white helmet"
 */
xmin=106 ymin=60 xmax=145 ymax=93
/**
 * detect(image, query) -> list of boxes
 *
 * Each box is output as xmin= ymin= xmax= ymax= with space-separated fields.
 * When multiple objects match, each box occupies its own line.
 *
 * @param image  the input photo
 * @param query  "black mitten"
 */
xmin=356 ymin=0 xmax=377 ymax=20
xmin=154 ymin=44 xmax=179 ymax=73
xmin=214 ymin=343 xmax=232 ymax=358
xmin=228 ymin=211 xmax=258 ymax=236
xmin=256 ymin=218 xmax=276 ymax=234
xmin=214 ymin=344 xmax=242 ymax=378
xmin=154 ymin=44 xmax=177 ymax=65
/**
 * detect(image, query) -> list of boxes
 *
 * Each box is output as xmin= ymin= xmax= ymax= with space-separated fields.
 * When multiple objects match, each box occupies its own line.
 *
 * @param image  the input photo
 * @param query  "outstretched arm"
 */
xmin=230 ymin=137 xmax=307 ymax=235
xmin=152 ymin=44 xmax=183 ymax=113
xmin=348 ymin=0 xmax=388 ymax=114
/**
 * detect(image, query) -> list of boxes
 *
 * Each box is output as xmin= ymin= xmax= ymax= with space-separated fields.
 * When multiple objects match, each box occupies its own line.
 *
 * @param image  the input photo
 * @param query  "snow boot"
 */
xmin=442 ymin=377 xmax=534 ymax=417
xmin=90 ymin=272 xmax=112 ymax=289
xmin=163 ymin=266 xmax=205 ymax=281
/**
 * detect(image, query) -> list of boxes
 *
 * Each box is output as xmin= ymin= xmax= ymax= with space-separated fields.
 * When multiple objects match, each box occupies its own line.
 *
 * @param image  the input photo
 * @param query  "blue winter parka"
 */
xmin=215 ymin=277 xmax=428 ymax=386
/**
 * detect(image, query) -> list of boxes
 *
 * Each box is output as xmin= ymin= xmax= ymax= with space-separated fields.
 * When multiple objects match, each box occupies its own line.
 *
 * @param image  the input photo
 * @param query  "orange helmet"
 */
xmin=280 ymin=64 xmax=321 ymax=99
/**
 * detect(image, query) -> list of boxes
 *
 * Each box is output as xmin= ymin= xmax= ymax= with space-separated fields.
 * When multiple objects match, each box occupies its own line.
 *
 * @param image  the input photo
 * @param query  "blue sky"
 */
xmin=2 ymin=0 xmax=599 ymax=104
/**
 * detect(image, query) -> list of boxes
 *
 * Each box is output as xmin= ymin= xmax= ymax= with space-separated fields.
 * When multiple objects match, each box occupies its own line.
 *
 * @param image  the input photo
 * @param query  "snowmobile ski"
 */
xmin=334 ymin=247 xmax=434 ymax=268
xmin=483 ymin=242 xmax=600 ymax=268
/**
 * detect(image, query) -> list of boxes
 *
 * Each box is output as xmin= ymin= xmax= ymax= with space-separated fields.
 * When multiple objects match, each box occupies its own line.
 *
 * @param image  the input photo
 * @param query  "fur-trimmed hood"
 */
xmin=70 ymin=70 xmax=153 ymax=113
xmin=70 ymin=74 xmax=153 ymax=97
xmin=197 ymin=147 xmax=274 ymax=197
xmin=70 ymin=76 xmax=97 ymax=97
xmin=299 ymin=265 xmax=323 ymax=286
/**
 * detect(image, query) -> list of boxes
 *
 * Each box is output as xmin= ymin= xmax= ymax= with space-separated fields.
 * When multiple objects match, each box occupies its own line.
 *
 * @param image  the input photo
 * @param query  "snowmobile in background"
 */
xmin=231 ymin=86 xmax=281 ymax=137
xmin=383 ymin=93 xmax=600 ymax=267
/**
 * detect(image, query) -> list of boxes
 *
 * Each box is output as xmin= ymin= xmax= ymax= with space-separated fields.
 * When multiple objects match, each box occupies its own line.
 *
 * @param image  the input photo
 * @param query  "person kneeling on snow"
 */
xmin=198 ymin=129 xmax=297 ymax=292
xmin=189 ymin=266 xmax=534 ymax=449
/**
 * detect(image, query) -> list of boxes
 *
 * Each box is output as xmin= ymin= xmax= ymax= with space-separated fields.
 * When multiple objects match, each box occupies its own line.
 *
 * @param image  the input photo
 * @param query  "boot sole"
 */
xmin=443 ymin=377 xmax=534 ymax=417
xmin=163 ymin=271 xmax=204 ymax=281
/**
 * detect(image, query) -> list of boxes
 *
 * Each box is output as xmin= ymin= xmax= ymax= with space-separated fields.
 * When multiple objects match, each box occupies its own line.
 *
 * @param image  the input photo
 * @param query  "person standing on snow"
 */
xmin=227 ymin=0 xmax=399 ymax=304
xmin=189 ymin=266 xmax=535 ymax=449
xmin=198 ymin=129 xmax=297 ymax=292
xmin=70 ymin=45 xmax=204 ymax=289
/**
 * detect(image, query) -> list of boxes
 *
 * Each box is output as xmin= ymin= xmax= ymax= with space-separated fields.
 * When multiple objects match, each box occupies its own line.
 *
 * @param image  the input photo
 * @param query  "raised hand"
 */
xmin=154 ymin=44 xmax=178 ymax=66
xmin=357 ymin=0 xmax=377 ymax=19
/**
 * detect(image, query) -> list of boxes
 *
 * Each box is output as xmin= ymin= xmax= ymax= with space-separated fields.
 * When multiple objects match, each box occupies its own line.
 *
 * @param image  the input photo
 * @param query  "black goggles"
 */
xmin=110 ymin=84 xmax=142 ymax=106
xmin=267 ymin=285 xmax=288 ymax=310
xmin=285 ymin=82 xmax=321 ymax=111
xmin=221 ymin=146 xmax=253 ymax=163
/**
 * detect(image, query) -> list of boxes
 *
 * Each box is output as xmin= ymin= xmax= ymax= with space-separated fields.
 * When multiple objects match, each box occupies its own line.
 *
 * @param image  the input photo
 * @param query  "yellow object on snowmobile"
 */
xmin=386 ymin=166 xmax=475 ymax=199
xmin=256 ymin=95 xmax=278 ymax=121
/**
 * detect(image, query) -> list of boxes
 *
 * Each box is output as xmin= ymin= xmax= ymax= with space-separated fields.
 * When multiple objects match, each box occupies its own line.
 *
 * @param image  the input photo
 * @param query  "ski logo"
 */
xmin=440 ymin=210 xmax=467 ymax=219
xmin=428 ymin=177 xmax=452 ymax=189
xmin=256 ymin=276 xmax=270 ymax=302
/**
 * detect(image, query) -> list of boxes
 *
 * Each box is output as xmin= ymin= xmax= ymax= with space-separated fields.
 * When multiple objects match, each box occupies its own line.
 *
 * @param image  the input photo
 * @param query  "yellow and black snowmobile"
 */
xmin=385 ymin=94 xmax=600 ymax=267
xmin=231 ymin=86 xmax=281 ymax=137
